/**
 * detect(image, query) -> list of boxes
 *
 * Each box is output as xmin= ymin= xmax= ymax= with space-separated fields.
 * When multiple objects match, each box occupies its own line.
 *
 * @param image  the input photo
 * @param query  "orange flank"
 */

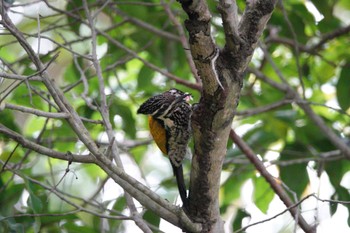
xmin=148 ymin=115 xmax=168 ymax=155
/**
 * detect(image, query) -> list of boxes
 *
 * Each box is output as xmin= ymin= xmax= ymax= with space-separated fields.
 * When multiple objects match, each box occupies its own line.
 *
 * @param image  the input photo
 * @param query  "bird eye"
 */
xmin=169 ymin=88 xmax=180 ymax=96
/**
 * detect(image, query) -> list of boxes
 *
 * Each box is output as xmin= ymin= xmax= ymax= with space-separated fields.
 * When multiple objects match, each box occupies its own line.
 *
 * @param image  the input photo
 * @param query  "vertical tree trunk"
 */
xmin=178 ymin=0 xmax=278 ymax=232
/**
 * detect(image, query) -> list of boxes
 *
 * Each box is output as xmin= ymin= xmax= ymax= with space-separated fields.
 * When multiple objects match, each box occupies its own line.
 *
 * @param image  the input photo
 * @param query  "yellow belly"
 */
xmin=148 ymin=116 xmax=168 ymax=155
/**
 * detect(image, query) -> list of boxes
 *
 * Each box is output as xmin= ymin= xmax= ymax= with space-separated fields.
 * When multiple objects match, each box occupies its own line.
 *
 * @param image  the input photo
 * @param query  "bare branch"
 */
xmin=4 ymin=103 xmax=69 ymax=118
xmin=218 ymin=0 xmax=242 ymax=53
xmin=0 ymin=4 xmax=201 ymax=232
xmin=0 ymin=168 xmax=131 ymax=220
xmin=112 ymin=6 xmax=181 ymax=42
xmin=258 ymin=41 xmax=288 ymax=84
xmin=250 ymin=53 xmax=350 ymax=159
xmin=247 ymin=67 xmax=288 ymax=91
xmin=0 ymin=123 xmax=95 ymax=163
xmin=42 ymin=0 xmax=201 ymax=91
xmin=279 ymin=1 xmax=305 ymax=99
xmin=97 ymin=29 xmax=202 ymax=90
xmin=162 ymin=0 xmax=200 ymax=83
xmin=296 ymin=98 xmax=350 ymax=159
xmin=237 ymin=0 xmax=277 ymax=72
xmin=235 ymin=193 xmax=350 ymax=233
xmin=72 ymin=55 xmax=98 ymax=111
xmin=311 ymin=24 xmax=350 ymax=51
xmin=83 ymin=1 xmax=153 ymax=232
xmin=234 ymin=99 xmax=293 ymax=117
xmin=0 ymin=72 xmax=42 ymax=81
xmin=178 ymin=0 xmax=220 ymax=94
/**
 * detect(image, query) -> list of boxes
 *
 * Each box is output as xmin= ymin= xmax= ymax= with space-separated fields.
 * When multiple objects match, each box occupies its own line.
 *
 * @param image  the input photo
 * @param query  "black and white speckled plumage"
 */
xmin=137 ymin=88 xmax=192 ymax=208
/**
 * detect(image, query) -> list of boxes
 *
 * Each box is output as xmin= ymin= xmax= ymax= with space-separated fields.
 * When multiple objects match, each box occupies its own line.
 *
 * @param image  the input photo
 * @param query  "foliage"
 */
xmin=0 ymin=0 xmax=349 ymax=232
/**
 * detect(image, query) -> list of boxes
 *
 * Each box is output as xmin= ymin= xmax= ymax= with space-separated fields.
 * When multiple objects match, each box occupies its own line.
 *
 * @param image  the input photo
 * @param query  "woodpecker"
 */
xmin=137 ymin=88 xmax=192 ymax=208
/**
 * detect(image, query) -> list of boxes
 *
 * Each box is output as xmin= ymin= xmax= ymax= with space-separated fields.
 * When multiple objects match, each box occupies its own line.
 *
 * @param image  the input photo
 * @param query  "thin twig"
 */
xmin=250 ymin=59 xmax=350 ymax=158
xmin=280 ymin=1 xmax=305 ymax=99
xmin=0 ymin=123 xmax=95 ymax=163
xmin=234 ymin=193 xmax=315 ymax=233
xmin=4 ymin=103 xmax=69 ymax=118
xmin=0 ymin=143 xmax=19 ymax=173
xmin=162 ymin=0 xmax=200 ymax=82
xmin=83 ymin=1 xmax=153 ymax=232
xmin=230 ymin=129 xmax=316 ymax=233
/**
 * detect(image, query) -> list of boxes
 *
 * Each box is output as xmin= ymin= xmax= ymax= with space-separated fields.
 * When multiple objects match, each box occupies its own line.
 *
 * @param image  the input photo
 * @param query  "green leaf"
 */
xmin=310 ymin=0 xmax=334 ymax=19
xmin=63 ymin=62 xmax=81 ymax=83
xmin=313 ymin=61 xmax=335 ymax=84
xmin=65 ymin=0 xmax=90 ymax=35
xmin=137 ymin=66 xmax=155 ymax=92
xmin=232 ymin=208 xmax=250 ymax=231
xmin=244 ymin=129 xmax=277 ymax=148
xmin=317 ymin=17 xmax=341 ymax=34
xmin=330 ymin=186 xmax=350 ymax=221
xmin=222 ymin=167 xmax=254 ymax=207
xmin=112 ymin=196 xmax=126 ymax=213
xmin=242 ymin=125 xmax=281 ymax=154
xmin=0 ymin=110 xmax=19 ymax=135
xmin=0 ymin=216 xmax=25 ymax=233
xmin=324 ymin=159 xmax=350 ymax=188
xmin=293 ymin=120 xmax=335 ymax=150
xmin=329 ymin=193 xmax=338 ymax=217
xmin=23 ymin=116 xmax=47 ymax=137
xmin=338 ymin=0 xmax=350 ymax=10
xmin=252 ymin=176 xmax=275 ymax=213
xmin=26 ymin=180 xmax=43 ymax=214
xmin=143 ymin=209 xmax=161 ymax=228
xmin=106 ymin=197 xmax=126 ymax=232
xmin=33 ymin=217 xmax=41 ymax=233
xmin=279 ymin=143 xmax=309 ymax=198
xmin=0 ymin=182 xmax=24 ymax=215
xmin=62 ymin=222 xmax=97 ymax=233
xmin=336 ymin=64 xmax=350 ymax=111
xmin=40 ymin=213 xmax=78 ymax=225
xmin=109 ymin=98 xmax=136 ymax=138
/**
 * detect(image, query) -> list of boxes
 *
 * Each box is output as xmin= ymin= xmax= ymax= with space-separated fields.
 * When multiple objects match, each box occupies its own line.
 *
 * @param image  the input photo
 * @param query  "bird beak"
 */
xmin=183 ymin=93 xmax=192 ymax=102
xmin=173 ymin=93 xmax=192 ymax=105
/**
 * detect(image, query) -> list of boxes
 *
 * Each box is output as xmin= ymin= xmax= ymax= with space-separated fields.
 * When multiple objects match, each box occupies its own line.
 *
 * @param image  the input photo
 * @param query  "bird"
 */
xmin=137 ymin=88 xmax=192 ymax=209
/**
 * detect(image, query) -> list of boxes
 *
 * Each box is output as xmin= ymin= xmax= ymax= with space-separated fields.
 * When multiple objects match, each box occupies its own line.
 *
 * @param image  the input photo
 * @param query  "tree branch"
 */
xmin=83 ymin=1 xmax=152 ymax=232
xmin=236 ymin=0 xmax=277 ymax=72
xmin=0 ymin=123 xmax=95 ymax=163
xmin=229 ymin=129 xmax=316 ymax=233
xmin=178 ymin=0 xmax=220 ymax=95
xmin=162 ymin=0 xmax=200 ymax=83
xmin=97 ymin=29 xmax=202 ymax=91
xmin=42 ymin=0 xmax=201 ymax=91
xmin=113 ymin=6 xmax=181 ymax=42
xmin=178 ymin=1 xmax=278 ymax=232
xmin=234 ymin=98 xmax=293 ymax=117
xmin=0 ymin=2 xmax=201 ymax=232
xmin=0 ymin=168 xmax=131 ymax=220
xmin=4 ymin=103 xmax=69 ymax=118
xmin=279 ymin=1 xmax=305 ymax=98
xmin=0 ymin=72 xmax=42 ymax=81
xmin=250 ymin=53 xmax=350 ymax=159
xmin=218 ymin=0 xmax=242 ymax=53
xmin=311 ymin=24 xmax=350 ymax=51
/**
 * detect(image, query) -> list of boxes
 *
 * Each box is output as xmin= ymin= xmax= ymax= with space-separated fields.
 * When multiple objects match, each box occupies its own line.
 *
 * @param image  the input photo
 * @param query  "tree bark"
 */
xmin=178 ymin=0 xmax=278 ymax=232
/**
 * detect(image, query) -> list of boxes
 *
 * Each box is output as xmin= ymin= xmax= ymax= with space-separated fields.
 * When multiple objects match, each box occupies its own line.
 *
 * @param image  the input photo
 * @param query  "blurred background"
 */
xmin=0 ymin=0 xmax=350 ymax=232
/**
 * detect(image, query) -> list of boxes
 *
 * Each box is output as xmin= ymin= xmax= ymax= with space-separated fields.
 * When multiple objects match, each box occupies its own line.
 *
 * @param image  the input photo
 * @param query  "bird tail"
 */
xmin=172 ymin=164 xmax=189 ymax=210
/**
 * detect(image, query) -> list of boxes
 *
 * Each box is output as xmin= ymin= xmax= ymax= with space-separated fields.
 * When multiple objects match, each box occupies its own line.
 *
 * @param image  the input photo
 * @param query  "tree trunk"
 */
xmin=178 ymin=0 xmax=278 ymax=232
